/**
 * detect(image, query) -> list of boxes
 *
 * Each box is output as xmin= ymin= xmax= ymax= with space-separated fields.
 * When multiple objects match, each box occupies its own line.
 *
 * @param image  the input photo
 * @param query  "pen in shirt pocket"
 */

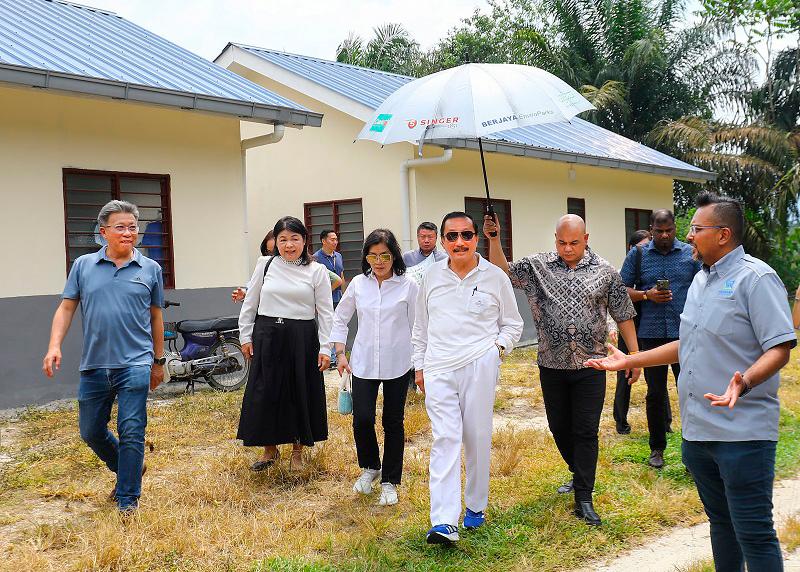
xmin=472 ymin=286 xmax=478 ymax=297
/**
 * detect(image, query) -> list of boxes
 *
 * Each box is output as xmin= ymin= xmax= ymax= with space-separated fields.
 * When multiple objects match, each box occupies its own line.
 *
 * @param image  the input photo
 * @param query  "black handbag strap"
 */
xmin=634 ymin=245 xmax=642 ymax=288
xmin=255 ymin=256 xmax=275 ymax=315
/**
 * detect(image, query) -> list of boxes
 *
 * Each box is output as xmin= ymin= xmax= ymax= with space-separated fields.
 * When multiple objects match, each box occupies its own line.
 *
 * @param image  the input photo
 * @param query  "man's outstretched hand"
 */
xmin=704 ymin=371 xmax=748 ymax=409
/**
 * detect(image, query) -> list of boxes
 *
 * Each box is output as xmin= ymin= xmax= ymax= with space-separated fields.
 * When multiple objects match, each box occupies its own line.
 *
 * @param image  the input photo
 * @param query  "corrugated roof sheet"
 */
xmin=0 ymin=0 xmax=316 ymax=122
xmin=234 ymin=44 xmax=712 ymax=180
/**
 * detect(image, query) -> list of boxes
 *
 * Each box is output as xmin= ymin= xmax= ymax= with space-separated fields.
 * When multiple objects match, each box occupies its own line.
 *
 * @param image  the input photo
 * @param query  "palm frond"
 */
xmin=335 ymin=32 xmax=363 ymax=65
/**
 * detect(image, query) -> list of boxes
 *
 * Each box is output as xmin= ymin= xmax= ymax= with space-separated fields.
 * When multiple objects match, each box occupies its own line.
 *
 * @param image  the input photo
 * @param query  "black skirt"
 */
xmin=237 ymin=315 xmax=328 ymax=447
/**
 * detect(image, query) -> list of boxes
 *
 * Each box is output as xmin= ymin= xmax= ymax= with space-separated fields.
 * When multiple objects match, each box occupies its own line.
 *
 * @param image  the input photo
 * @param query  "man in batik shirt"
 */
xmin=484 ymin=214 xmax=640 ymax=526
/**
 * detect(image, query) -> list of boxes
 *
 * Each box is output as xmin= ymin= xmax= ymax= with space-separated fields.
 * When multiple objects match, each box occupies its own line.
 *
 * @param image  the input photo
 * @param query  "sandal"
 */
xmin=250 ymin=450 xmax=280 ymax=472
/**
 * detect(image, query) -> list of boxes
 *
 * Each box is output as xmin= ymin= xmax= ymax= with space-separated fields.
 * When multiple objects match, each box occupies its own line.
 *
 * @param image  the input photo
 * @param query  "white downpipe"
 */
xmin=240 ymin=124 xmax=286 ymax=277
xmin=400 ymin=148 xmax=453 ymax=251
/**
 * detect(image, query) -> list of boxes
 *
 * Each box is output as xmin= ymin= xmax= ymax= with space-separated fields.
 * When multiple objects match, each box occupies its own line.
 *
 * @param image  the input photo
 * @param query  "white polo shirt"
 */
xmin=330 ymin=272 xmax=418 ymax=380
xmin=412 ymin=254 xmax=524 ymax=376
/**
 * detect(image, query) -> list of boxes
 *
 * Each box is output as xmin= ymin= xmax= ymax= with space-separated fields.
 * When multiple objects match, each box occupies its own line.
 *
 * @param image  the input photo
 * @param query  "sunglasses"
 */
xmin=365 ymin=253 xmax=392 ymax=263
xmin=444 ymin=231 xmax=477 ymax=242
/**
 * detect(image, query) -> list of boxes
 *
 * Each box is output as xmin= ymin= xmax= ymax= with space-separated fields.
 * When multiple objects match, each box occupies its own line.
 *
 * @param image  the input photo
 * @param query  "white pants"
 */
xmin=425 ymin=347 xmax=500 ymax=526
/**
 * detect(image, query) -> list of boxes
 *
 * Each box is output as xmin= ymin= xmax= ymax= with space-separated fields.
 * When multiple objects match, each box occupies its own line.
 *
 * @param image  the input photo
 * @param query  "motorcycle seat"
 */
xmin=176 ymin=316 xmax=239 ymax=334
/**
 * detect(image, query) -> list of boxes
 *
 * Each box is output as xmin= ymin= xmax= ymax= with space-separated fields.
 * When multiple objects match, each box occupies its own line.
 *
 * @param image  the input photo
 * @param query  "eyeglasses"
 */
xmin=444 ymin=231 xmax=477 ymax=242
xmin=689 ymin=225 xmax=727 ymax=234
xmin=365 ymin=253 xmax=392 ymax=263
xmin=104 ymin=225 xmax=139 ymax=234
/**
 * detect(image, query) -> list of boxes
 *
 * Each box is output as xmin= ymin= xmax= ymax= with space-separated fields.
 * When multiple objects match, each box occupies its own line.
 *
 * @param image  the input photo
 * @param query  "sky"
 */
xmin=84 ymin=0 xmax=491 ymax=62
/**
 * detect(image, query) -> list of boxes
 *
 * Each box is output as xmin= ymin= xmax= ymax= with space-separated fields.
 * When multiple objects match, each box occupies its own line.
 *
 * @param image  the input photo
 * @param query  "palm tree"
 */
xmin=336 ymin=24 xmax=424 ymax=76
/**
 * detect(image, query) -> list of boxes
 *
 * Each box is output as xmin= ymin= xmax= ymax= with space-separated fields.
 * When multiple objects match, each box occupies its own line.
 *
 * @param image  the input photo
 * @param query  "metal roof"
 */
xmin=0 ymin=0 xmax=322 ymax=127
xmin=232 ymin=44 xmax=713 ymax=181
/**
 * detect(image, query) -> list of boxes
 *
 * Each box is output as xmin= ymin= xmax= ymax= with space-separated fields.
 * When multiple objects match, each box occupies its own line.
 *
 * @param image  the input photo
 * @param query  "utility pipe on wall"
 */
xmin=240 ymin=123 xmax=286 ymax=277
xmin=400 ymin=148 xmax=453 ymax=251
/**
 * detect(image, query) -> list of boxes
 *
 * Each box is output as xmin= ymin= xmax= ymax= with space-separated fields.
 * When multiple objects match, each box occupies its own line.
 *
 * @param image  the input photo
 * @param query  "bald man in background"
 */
xmin=484 ymin=214 xmax=640 ymax=525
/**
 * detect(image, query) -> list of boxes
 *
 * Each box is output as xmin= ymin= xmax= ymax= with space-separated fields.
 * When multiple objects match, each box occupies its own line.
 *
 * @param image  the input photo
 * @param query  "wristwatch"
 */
xmin=496 ymin=342 xmax=505 ymax=357
xmin=642 ymin=291 xmax=648 ymax=301
xmin=153 ymin=357 xmax=166 ymax=366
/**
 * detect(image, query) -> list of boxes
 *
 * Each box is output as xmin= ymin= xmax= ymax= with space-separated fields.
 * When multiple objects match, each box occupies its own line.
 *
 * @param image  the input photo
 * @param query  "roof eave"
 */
xmin=0 ymin=62 xmax=323 ymax=128
xmin=427 ymin=137 xmax=717 ymax=183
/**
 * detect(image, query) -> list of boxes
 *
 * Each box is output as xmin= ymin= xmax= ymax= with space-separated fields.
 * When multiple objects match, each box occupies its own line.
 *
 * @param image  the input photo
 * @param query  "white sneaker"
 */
xmin=353 ymin=468 xmax=381 ymax=494
xmin=378 ymin=482 xmax=398 ymax=506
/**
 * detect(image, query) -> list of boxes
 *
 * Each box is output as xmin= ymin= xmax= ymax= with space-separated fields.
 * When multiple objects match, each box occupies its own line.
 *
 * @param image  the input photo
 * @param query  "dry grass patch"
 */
xmin=781 ymin=515 xmax=800 ymax=552
xmin=1 ymin=348 xmax=800 ymax=571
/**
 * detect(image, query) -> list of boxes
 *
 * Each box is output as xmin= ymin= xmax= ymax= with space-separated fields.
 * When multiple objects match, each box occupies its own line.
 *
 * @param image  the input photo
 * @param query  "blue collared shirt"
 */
xmin=402 ymin=248 xmax=448 ymax=267
xmin=678 ymin=246 xmax=796 ymax=442
xmin=63 ymin=247 xmax=164 ymax=371
xmin=620 ymin=238 xmax=701 ymax=338
xmin=313 ymin=249 xmax=344 ymax=304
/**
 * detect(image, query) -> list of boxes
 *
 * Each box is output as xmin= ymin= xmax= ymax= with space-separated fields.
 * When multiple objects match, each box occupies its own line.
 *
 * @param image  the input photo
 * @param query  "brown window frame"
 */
xmin=567 ymin=197 xmax=586 ymax=221
xmin=625 ymin=207 xmax=653 ymax=252
xmin=303 ymin=198 xmax=364 ymax=278
xmin=464 ymin=197 xmax=513 ymax=260
xmin=62 ymin=168 xmax=175 ymax=288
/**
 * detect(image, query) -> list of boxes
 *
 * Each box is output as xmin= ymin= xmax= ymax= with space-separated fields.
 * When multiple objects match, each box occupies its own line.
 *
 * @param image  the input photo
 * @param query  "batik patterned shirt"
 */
xmin=508 ymin=248 xmax=636 ymax=369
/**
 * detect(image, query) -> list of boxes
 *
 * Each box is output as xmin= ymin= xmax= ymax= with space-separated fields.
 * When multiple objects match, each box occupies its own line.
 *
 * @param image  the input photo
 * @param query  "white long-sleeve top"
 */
xmin=412 ymin=254 xmax=524 ymax=376
xmin=238 ymin=256 xmax=334 ymax=352
xmin=330 ymin=272 xmax=418 ymax=380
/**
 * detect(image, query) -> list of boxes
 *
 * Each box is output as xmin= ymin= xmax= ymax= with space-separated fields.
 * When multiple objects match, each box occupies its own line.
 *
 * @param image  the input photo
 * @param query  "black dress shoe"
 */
xmin=557 ymin=479 xmax=574 ymax=494
xmin=648 ymin=449 xmax=665 ymax=469
xmin=574 ymin=501 xmax=602 ymax=526
xmin=616 ymin=424 xmax=632 ymax=435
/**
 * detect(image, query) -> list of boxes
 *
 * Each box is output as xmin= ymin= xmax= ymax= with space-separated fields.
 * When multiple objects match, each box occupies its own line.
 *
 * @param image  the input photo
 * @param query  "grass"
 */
xmin=1 ymin=347 xmax=799 ymax=571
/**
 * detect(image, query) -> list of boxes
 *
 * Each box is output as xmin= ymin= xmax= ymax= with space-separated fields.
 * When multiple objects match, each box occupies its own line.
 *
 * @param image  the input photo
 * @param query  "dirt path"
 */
xmin=577 ymin=475 xmax=800 ymax=571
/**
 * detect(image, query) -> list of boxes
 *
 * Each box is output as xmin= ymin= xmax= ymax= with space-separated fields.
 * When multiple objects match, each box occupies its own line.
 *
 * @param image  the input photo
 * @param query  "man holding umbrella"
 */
xmin=484 ymin=214 xmax=640 ymax=525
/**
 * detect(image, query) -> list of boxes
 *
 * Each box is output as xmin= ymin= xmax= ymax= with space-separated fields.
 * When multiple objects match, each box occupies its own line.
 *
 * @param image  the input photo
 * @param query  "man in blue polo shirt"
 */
xmin=43 ymin=200 xmax=164 ymax=512
xmin=314 ymin=229 xmax=345 ymax=367
xmin=620 ymin=209 xmax=701 ymax=468
xmin=587 ymin=192 xmax=795 ymax=570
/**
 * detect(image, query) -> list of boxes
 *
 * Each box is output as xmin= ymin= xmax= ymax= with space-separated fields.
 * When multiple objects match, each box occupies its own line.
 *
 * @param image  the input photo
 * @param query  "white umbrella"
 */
xmin=356 ymin=63 xmax=594 ymax=231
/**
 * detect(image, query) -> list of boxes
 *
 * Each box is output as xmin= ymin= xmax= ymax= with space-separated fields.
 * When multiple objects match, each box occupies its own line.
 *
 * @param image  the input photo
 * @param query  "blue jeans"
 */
xmin=682 ymin=439 xmax=782 ymax=572
xmin=78 ymin=366 xmax=150 ymax=510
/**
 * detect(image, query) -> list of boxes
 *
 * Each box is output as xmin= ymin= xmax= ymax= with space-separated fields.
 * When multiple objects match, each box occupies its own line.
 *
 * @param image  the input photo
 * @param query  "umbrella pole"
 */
xmin=478 ymin=138 xmax=498 ymax=237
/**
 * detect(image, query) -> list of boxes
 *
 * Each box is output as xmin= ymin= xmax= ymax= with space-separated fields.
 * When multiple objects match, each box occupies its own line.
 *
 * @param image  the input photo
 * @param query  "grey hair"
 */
xmin=97 ymin=200 xmax=139 ymax=226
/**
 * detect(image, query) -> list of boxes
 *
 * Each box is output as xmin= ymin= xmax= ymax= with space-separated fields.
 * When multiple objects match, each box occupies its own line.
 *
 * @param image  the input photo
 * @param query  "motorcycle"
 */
xmin=161 ymin=300 xmax=249 ymax=393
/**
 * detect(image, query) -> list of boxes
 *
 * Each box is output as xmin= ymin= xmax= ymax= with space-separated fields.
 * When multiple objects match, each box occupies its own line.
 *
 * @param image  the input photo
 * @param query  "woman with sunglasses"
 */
xmin=331 ymin=229 xmax=418 ymax=506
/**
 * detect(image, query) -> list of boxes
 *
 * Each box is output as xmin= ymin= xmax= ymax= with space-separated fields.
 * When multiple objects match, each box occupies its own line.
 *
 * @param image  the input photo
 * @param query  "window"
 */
xmin=63 ymin=169 xmax=174 ymax=288
xmin=304 ymin=199 xmax=364 ymax=279
xmin=567 ymin=197 xmax=586 ymax=221
xmin=464 ymin=197 xmax=512 ymax=260
xmin=625 ymin=208 xmax=653 ymax=250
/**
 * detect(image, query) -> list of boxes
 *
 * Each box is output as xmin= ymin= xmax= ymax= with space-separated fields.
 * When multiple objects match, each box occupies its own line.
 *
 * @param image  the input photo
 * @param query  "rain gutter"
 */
xmin=401 ymin=148 xmax=453 ymax=250
xmin=427 ymin=137 xmax=716 ymax=183
xmin=0 ymin=62 xmax=323 ymax=127
xmin=240 ymin=124 xmax=286 ymax=275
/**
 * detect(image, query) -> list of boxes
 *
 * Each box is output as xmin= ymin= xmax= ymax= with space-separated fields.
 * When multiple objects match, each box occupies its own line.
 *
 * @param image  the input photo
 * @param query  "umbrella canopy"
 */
xmin=356 ymin=63 xmax=594 ymax=145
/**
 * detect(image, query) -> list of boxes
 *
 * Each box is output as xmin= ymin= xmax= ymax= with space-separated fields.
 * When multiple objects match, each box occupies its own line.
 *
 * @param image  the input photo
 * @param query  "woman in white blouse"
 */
xmin=238 ymin=216 xmax=334 ymax=472
xmin=331 ymin=229 xmax=418 ymax=505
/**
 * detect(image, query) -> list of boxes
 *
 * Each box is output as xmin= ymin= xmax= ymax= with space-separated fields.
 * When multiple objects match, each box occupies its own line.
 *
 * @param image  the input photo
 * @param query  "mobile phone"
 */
xmin=656 ymin=279 xmax=670 ymax=291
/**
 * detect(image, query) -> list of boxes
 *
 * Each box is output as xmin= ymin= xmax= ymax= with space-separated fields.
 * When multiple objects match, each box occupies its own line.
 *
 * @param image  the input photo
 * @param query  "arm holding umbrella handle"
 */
xmin=486 ymin=203 xmax=498 ymax=237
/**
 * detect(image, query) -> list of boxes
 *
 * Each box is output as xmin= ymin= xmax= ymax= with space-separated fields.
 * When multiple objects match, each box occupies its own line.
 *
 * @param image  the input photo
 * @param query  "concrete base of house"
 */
xmin=1 ymin=288 xmax=538 ymax=410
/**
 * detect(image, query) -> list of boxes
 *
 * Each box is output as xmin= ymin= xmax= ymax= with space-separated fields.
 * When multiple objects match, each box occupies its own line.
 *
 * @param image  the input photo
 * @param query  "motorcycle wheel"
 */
xmin=206 ymin=338 xmax=249 ymax=391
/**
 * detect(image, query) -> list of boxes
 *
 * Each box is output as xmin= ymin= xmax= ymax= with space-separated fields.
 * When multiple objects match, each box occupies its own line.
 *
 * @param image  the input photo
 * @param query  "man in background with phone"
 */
xmin=620 ymin=209 xmax=701 ymax=468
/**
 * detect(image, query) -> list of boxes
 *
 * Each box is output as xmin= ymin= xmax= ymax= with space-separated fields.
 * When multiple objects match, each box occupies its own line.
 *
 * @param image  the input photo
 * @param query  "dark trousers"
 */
xmin=612 ymin=336 xmax=632 ymax=430
xmin=640 ymin=337 xmax=678 ymax=451
xmin=352 ymin=370 xmax=410 ymax=484
xmin=539 ymin=367 xmax=605 ymax=502
xmin=613 ymin=337 xmax=675 ymax=433
xmin=682 ymin=439 xmax=782 ymax=571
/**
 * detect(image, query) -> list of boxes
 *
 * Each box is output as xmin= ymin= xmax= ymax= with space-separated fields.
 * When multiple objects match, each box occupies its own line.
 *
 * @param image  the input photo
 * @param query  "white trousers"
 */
xmin=425 ymin=347 xmax=500 ymax=526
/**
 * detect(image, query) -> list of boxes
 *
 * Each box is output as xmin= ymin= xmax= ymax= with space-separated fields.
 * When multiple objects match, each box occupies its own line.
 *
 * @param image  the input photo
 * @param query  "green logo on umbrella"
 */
xmin=370 ymin=114 xmax=393 ymax=132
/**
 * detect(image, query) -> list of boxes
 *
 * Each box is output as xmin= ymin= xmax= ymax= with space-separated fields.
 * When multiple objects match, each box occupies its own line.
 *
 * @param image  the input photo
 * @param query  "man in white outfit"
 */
xmin=412 ymin=211 xmax=524 ymax=544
